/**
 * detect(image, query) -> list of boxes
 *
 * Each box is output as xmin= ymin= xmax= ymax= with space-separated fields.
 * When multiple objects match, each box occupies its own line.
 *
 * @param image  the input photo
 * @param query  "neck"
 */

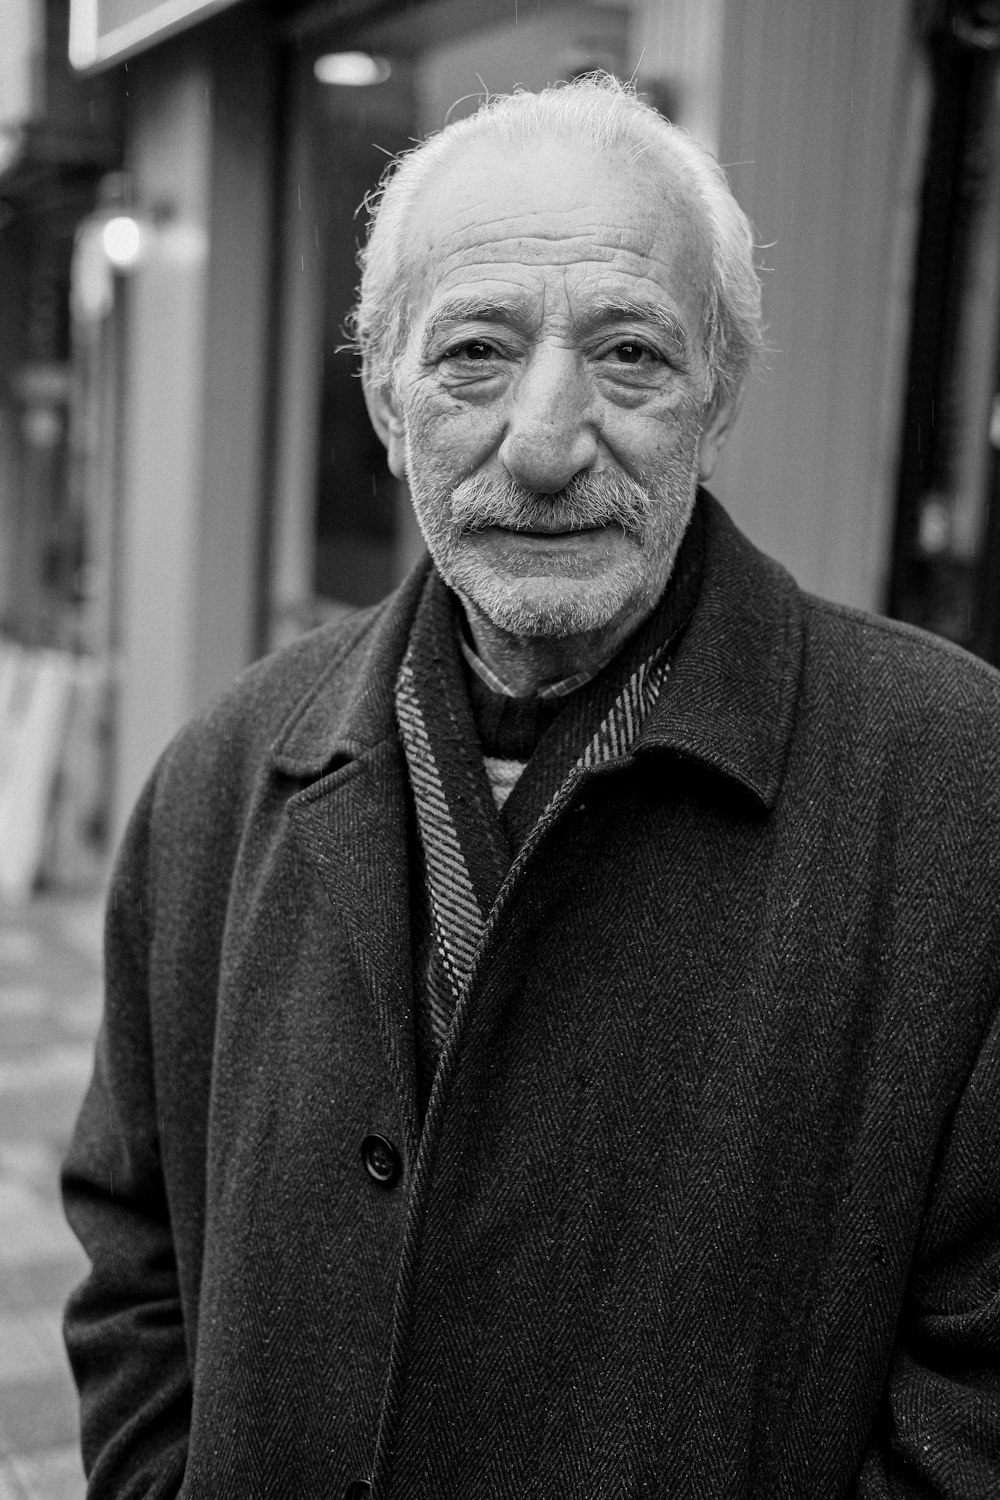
xmin=459 ymin=596 xmax=657 ymax=698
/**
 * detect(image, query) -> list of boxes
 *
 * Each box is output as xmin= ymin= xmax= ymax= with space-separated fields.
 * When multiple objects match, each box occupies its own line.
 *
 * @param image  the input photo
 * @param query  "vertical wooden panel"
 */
xmin=712 ymin=0 xmax=919 ymax=611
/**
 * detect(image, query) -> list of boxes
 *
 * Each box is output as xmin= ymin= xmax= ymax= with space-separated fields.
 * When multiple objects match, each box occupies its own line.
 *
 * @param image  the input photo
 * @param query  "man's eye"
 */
xmin=608 ymin=342 xmax=657 ymax=365
xmin=444 ymin=340 xmax=497 ymax=362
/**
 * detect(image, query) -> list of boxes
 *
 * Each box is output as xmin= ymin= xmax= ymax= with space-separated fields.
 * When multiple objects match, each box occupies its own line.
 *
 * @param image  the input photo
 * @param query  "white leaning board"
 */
xmin=0 ymin=645 xmax=76 ymax=903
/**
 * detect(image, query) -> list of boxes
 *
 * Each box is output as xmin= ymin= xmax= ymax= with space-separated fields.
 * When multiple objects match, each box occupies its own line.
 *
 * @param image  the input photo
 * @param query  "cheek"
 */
xmin=656 ymin=395 xmax=706 ymax=457
xmin=404 ymin=379 xmax=506 ymax=470
xmin=602 ymin=404 xmax=702 ymax=476
xmin=401 ymin=400 xmax=452 ymax=490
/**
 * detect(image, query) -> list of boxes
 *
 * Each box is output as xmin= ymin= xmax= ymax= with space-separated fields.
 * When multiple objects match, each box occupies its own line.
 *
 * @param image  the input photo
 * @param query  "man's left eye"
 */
xmin=607 ymin=342 xmax=657 ymax=365
xmin=444 ymin=340 xmax=497 ymax=362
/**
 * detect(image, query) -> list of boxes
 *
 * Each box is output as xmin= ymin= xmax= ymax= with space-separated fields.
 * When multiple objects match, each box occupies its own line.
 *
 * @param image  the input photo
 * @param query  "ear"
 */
xmin=364 ymin=377 xmax=408 ymax=480
xmin=697 ymin=382 xmax=744 ymax=481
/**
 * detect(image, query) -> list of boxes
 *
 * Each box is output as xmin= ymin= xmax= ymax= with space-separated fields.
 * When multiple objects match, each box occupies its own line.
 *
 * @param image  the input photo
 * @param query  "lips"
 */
xmin=509 ymin=525 xmax=605 ymax=535
xmin=474 ymin=524 xmax=619 ymax=553
xmin=479 ymin=521 xmax=611 ymax=537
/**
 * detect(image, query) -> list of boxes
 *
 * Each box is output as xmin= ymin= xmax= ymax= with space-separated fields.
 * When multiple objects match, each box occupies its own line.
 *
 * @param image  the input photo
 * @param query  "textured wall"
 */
xmin=712 ymin=0 xmax=922 ymax=612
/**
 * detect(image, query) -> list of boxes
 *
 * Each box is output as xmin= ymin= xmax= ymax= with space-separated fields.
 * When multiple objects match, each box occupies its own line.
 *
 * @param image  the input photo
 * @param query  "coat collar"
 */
xmin=269 ymin=559 xmax=432 ymax=776
xmin=267 ymin=492 xmax=803 ymax=809
xmin=635 ymin=493 xmax=803 ymax=809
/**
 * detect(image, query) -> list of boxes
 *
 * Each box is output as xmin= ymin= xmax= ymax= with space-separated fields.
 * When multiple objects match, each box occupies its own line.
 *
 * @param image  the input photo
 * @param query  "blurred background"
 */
xmin=1 ymin=0 xmax=1000 ymax=1493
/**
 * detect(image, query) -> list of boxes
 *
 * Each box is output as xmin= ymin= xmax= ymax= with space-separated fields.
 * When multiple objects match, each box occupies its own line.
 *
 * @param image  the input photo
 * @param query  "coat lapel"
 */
xmin=268 ymin=566 xmax=430 ymax=1156
xmin=635 ymin=493 xmax=804 ymax=807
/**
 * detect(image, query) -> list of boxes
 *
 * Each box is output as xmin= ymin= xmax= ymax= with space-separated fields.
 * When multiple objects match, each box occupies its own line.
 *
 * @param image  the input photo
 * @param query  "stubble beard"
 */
xmin=405 ymin=427 xmax=702 ymax=642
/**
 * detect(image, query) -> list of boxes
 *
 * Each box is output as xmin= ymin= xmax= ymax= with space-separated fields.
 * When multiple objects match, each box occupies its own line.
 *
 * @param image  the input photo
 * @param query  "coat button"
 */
xmin=361 ymin=1134 xmax=401 ymax=1188
xmin=344 ymin=1483 xmax=371 ymax=1500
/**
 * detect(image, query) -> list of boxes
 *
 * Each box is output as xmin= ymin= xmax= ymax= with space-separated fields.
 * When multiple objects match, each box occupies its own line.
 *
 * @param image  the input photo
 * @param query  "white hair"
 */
xmin=352 ymin=73 xmax=763 ymax=407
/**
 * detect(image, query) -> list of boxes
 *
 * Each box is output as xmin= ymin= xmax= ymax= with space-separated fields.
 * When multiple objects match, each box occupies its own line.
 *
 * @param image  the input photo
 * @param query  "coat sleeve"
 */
xmin=856 ymin=997 xmax=1000 ymax=1497
xmin=61 ymin=769 xmax=191 ymax=1499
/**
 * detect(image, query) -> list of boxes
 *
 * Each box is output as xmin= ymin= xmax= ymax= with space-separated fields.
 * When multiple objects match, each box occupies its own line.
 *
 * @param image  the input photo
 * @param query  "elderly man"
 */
xmin=63 ymin=76 xmax=1000 ymax=1499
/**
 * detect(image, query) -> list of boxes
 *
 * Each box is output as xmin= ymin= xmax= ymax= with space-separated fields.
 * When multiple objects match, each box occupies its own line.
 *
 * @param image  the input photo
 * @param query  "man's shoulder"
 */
xmin=802 ymin=590 xmax=1000 ymax=708
xmin=796 ymin=590 xmax=1000 ymax=781
xmin=685 ymin=496 xmax=1000 ymax=807
xmin=184 ymin=602 xmax=384 ymax=756
xmin=154 ymin=562 xmax=429 ymax=801
xmin=704 ymin=493 xmax=1000 ymax=718
xmin=224 ymin=602 xmax=386 ymax=732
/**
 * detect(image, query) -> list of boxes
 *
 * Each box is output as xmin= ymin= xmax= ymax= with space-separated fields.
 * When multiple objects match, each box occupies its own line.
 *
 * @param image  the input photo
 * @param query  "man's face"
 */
xmin=370 ymin=135 xmax=738 ymax=647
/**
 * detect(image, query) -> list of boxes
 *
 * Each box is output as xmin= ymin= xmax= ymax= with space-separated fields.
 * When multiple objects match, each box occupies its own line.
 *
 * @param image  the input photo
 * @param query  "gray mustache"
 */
xmin=449 ymin=471 xmax=652 ymax=536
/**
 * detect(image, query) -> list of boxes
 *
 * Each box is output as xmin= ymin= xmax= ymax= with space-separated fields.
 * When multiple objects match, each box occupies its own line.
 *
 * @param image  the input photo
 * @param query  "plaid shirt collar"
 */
xmin=457 ymin=631 xmax=602 ymax=702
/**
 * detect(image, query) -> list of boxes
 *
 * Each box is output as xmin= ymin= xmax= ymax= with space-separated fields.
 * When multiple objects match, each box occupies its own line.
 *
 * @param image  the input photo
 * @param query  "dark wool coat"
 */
xmin=63 ymin=495 xmax=1000 ymax=1499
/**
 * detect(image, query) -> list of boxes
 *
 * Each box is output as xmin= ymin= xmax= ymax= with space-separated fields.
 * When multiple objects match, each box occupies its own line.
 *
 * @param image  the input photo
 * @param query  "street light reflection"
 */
xmin=313 ymin=52 xmax=391 ymax=87
xmin=101 ymin=215 xmax=144 ymax=269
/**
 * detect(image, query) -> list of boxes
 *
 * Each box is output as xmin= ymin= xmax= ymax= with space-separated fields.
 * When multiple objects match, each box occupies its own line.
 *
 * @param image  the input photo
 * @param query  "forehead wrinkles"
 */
xmin=401 ymin=142 xmax=713 ymax=340
xmin=427 ymin=199 xmax=646 ymax=253
xmin=409 ymin=214 xmax=656 ymax=319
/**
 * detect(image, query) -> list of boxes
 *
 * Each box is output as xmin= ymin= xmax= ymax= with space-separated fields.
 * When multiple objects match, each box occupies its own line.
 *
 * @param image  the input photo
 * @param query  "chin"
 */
xmin=458 ymin=563 xmax=657 ymax=641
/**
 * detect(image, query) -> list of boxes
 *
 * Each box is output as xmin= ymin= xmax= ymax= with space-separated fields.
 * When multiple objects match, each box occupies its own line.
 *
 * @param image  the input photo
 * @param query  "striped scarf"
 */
xmin=397 ymin=630 xmax=672 ymax=1053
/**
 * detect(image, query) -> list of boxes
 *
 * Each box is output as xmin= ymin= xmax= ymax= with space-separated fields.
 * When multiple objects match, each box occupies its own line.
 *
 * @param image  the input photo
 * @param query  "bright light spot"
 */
xmin=102 ymin=215 xmax=144 ymax=269
xmin=918 ymin=498 xmax=950 ymax=557
xmin=314 ymin=52 xmax=391 ymax=87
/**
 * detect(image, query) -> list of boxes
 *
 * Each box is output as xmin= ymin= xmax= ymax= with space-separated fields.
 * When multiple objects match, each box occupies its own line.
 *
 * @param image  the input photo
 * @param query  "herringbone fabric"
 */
xmin=61 ymin=495 xmax=1000 ymax=1500
xmin=396 ymin=653 xmax=487 ymax=1045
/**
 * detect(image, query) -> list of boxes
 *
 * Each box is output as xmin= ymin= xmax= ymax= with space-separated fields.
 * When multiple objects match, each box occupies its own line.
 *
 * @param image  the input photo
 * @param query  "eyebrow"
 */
xmin=587 ymin=301 xmax=694 ymax=366
xmin=419 ymin=296 xmax=527 ymax=347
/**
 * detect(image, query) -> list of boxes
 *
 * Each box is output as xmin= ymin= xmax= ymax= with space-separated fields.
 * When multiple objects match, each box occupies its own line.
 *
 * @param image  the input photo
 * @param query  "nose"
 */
xmin=499 ymin=347 xmax=598 ymax=493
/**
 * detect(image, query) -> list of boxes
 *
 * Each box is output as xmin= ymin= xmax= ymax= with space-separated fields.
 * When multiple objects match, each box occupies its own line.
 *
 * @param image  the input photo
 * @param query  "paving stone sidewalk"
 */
xmin=0 ymin=891 xmax=104 ymax=1500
